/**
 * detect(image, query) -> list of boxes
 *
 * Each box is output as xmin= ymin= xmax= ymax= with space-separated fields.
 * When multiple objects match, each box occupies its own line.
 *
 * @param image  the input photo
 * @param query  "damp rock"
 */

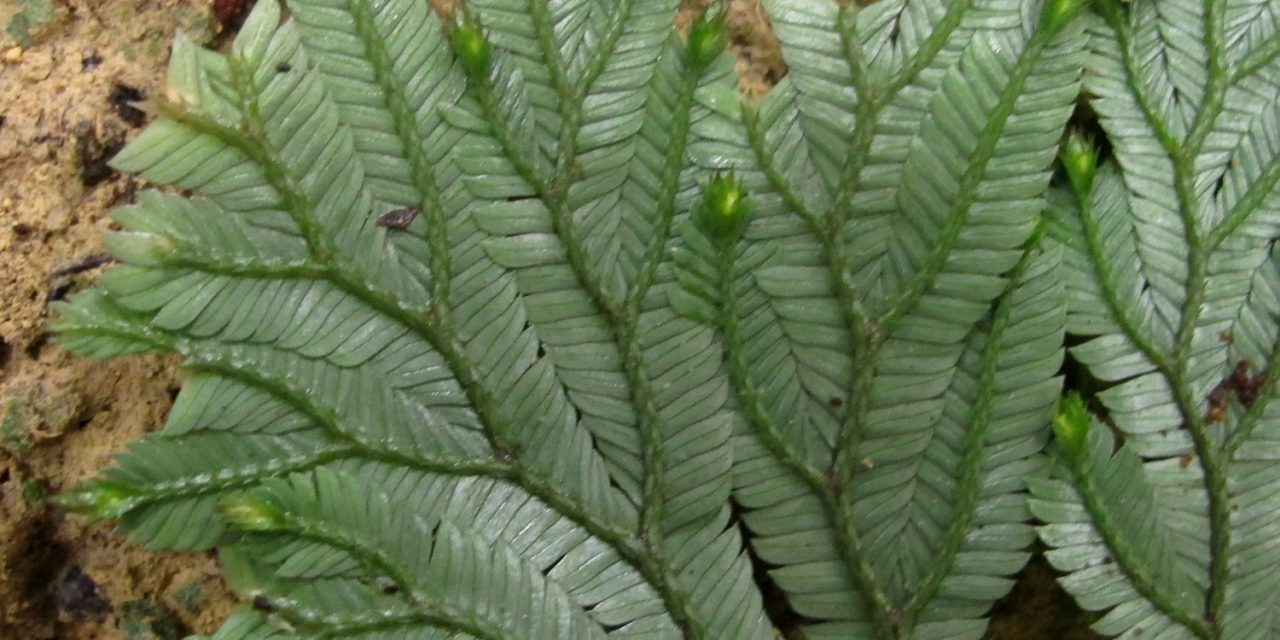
xmin=53 ymin=566 xmax=112 ymax=620
xmin=119 ymin=598 xmax=186 ymax=640
xmin=0 ymin=376 xmax=85 ymax=452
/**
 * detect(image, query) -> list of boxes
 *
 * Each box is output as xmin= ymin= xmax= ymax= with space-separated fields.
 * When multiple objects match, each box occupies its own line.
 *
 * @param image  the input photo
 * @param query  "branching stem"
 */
xmin=195 ymin=43 xmax=711 ymax=640
xmin=1101 ymin=6 xmax=1235 ymax=633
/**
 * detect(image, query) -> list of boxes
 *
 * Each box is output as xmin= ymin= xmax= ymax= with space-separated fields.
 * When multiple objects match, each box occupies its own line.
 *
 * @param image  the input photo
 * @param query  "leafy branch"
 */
xmin=47 ymin=0 xmax=1280 ymax=639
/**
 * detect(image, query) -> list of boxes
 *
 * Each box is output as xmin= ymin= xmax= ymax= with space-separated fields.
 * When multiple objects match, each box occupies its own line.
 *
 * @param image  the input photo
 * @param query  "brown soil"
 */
xmin=0 ymin=1 xmax=1098 ymax=639
xmin=0 ymin=1 xmax=235 ymax=638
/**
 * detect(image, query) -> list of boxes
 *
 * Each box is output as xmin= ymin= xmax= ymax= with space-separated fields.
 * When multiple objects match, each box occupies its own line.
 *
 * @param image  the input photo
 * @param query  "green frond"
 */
xmin=855 ymin=1 xmax=959 ymax=88
xmin=461 ymin=0 xmax=565 ymax=154
xmin=1036 ymin=1 xmax=1280 ymax=635
xmin=567 ymin=32 xmax=718 ymax=301
xmin=1030 ymin=411 xmax=1207 ymax=638
xmin=1224 ymin=1 xmax=1280 ymax=65
xmin=762 ymin=0 xmax=860 ymax=200
xmin=1085 ymin=13 xmax=1187 ymax=328
xmin=57 ymin=0 xmax=1280 ymax=637
xmin=671 ymin=3 xmax=1082 ymax=636
xmin=222 ymin=469 xmax=620 ymax=639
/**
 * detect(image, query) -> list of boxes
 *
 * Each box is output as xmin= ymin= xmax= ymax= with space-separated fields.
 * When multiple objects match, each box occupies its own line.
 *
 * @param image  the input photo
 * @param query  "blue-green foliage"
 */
xmin=53 ymin=0 xmax=1280 ymax=638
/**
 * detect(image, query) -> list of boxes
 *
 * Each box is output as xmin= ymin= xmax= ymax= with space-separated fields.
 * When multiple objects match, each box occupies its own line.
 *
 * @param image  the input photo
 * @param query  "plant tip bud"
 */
xmin=1052 ymin=394 xmax=1091 ymax=454
xmin=696 ymin=171 xmax=752 ymax=242
xmin=1060 ymin=129 xmax=1098 ymax=197
xmin=450 ymin=12 xmax=492 ymax=79
xmin=1040 ymin=0 xmax=1089 ymax=33
xmin=55 ymin=482 xmax=136 ymax=520
xmin=687 ymin=6 xmax=727 ymax=70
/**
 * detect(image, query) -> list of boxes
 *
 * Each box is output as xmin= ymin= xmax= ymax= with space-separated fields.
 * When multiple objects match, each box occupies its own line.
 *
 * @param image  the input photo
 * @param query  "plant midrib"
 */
xmin=463 ymin=0 xmax=715 ymax=636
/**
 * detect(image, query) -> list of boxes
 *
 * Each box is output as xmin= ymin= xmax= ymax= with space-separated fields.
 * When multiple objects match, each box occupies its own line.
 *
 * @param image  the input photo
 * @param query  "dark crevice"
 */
xmin=72 ymin=122 xmax=125 ymax=188
xmin=80 ymin=48 xmax=103 ymax=72
xmin=108 ymin=82 xmax=147 ymax=128
xmin=731 ymin=498 xmax=808 ymax=638
xmin=51 ymin=556 xmax=105 ymax=620
xmin=49 ymin=282 xmax=75 ymax=303
xmin=24 ymin=333 xmax=47 ymax=360
xmin=1063 ymin=93 xmax=1111 ymax=169
xmin=1061 ymin=341 xmax=1123 ymax=433
xmin=51 ymin=254 xmax=116 ymax=278
xmin=72 ymin=413 xmax=94 ymax=432
xmin=986 ymin=551 xmax=1103 ymax=640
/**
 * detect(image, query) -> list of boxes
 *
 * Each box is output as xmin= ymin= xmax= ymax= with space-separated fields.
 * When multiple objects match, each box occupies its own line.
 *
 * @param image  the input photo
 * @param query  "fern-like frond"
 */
xmin=671 ymin=3 xmax=1084 ymax=637
xmin=1035 ymin=1 xmax=1280 ymax=636
xmin=63 ymin=0 xmax=1280 ymax=637
xmin=56 ymin=0 xmax=778 ymax=637
xmin=219 ymin=468 xmax=645 ymax=639
xmin=1029 ymin=400 xmax=1206 ymax=638
xmin=762 ymin=0 xmax=859 ymax=203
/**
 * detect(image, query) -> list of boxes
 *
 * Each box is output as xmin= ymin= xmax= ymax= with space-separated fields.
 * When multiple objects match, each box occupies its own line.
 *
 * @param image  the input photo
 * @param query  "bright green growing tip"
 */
xmin=686 ymin=7 xmax=727 ymax=70
xmin=55 ymin=482 xmax=138 ymax=520
xmin=1060 ymin=129 xmax=1097 ymax=198
xmin=1039 ymin=0 xmax=1089 ymax=33
xmin=450 ymin=12 xmax=491 ymax=79
xmin=220 ymin=493 xmax=285 ymax=532
xmin=1052 ymin=394 xmax=1091 ymax=454
xmin=696 ymin=172 xmax=752 ymax=243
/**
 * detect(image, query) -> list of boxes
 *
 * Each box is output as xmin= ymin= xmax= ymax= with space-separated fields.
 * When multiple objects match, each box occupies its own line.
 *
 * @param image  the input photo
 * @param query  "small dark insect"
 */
xmin=276 ymin=62 xmax=292 ymax=73
xmin=251 ymin=594 xmax=276 ymax=612
xmin=1226 ymin=361 xmax=1269 ymax=408
xmin=214 ymin=0 xmax=252 ymax=28
xmin=828 ymin=397 xmax=843 ymax=407
xmin=377 ymin=207 xmax=419 ymax=230
xmin=1228 ymin=360 xmax=1252 ymax=389
xmin=1219 ymin=331 xmax=1234 ymax=344
xmin=1238 ymin=371 xmax=1269 ymax=407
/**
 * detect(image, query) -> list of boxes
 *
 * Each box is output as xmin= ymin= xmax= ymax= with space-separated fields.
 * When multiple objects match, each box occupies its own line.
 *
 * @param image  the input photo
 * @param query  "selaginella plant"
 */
xmin=45 ymin=0 xmax=1280 ymax=638
xmin=1028 ymin=2 xmax=1280 ymax=639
